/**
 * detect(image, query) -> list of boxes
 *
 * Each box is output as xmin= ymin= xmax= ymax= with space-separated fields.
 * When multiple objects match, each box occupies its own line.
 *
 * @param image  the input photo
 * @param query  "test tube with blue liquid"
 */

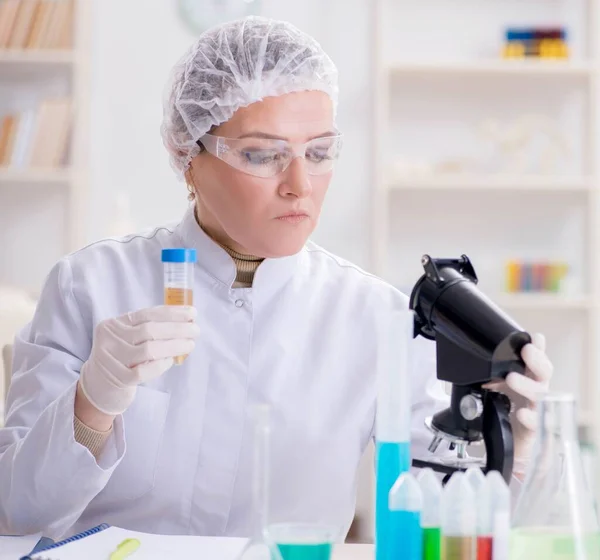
xmin=388 ymin=472 xmax=422 ymax=560
xmin=375 ymin=308 xmax=413 ymax=560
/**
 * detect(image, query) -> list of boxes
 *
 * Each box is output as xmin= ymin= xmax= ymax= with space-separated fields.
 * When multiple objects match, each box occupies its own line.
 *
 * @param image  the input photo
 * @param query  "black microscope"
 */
xmin=408 ymin=254 xmax=532 ymax=483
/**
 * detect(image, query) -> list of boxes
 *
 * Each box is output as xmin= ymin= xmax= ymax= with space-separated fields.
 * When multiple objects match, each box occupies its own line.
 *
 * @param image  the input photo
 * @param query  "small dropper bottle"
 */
xmin=465 ymin=468 xmax=491 ymax=560
xmin=441 ymin=472 xmax=476 ymax=560
xmin=486 ymin=471 xmax=510 ymax=560
xmin=388 ymin=472 xmax=423 ymax=560
xmin=418 ymin=468 xmax=442 ymax=560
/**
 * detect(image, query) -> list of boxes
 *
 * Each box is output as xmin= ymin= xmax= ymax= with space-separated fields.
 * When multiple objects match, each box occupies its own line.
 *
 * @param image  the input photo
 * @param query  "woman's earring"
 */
xmin=186 ymin=182 xmax=195 ymax=202
xmin=185 ymin=168 xmax=196 ymax=202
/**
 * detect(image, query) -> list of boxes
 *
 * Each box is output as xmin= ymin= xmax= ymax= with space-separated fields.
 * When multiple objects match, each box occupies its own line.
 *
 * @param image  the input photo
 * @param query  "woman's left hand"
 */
xmin=483 ymin=333 xmax=553 ymax=478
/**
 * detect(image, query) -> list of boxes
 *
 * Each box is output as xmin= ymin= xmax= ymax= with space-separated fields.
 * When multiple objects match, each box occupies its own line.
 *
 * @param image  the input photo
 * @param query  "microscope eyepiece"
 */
xmin=410 ymin=255 xmax=477 ymax=341
xmin=409 ymin=254 xmax=531 ymax=385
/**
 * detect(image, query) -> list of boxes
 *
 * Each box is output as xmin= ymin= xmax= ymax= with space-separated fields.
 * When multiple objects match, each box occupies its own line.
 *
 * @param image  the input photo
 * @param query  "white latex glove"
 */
xmin=80 ymin=305 xmax=199 ymax=416
xmin=483 ymin=333 xmax=553 ymax=476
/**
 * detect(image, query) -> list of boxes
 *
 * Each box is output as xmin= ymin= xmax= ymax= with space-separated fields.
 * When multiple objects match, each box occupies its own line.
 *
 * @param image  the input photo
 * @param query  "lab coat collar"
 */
xmin=175 ymin=205 xmax=303 ymax=295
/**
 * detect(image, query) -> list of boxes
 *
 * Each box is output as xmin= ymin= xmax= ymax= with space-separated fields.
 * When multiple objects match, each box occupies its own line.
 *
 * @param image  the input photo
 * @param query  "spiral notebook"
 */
xmin=20 ymin=524 xmax=110 ymax=559
xmin=22 ymin=525 xmax=247 ymax=560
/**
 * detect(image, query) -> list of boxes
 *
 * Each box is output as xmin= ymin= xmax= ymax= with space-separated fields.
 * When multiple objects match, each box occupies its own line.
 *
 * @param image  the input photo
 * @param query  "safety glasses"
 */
xmin=197 ymin=132 xmax=343 ymax=178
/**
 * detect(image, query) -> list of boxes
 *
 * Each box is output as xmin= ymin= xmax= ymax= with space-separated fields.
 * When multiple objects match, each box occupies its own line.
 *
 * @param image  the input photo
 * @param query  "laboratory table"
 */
xmin=0 ymin=535 xmax=373 ymax=560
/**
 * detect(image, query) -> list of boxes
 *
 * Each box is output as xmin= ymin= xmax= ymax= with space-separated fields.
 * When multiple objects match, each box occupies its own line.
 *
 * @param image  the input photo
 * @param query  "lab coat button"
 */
xmin=235 ymin=299 xmax=244 ymax=308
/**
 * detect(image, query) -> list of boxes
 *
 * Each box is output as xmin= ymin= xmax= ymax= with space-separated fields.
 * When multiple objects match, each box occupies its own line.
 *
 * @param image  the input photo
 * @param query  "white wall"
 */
xmin=87 ymin=0 xmax=195 ymax=243
xmin=87 ymin=0 xmax=374 ymax=271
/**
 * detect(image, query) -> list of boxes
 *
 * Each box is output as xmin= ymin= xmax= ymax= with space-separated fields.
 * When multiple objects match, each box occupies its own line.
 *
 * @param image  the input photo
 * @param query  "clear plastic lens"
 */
xmin=201 ymin=133 xmax=342 ymax=177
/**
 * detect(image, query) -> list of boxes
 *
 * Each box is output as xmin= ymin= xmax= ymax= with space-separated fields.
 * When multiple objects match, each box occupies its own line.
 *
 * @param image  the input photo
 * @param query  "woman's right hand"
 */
xmin=78 ymin=305 xmax=199 ymax=417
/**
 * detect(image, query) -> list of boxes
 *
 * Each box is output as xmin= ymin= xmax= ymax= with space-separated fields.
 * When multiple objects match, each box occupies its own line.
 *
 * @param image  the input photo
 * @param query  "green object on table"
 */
xmin=275 ymin=542 xmax=332 ymax=560
xmin=510 ymin=529 xmax=600 ymax=559
xmin=109 ymin=538 xmax=141 ymax=560
xmin=422 ymin=527 xmax=441 ymax=560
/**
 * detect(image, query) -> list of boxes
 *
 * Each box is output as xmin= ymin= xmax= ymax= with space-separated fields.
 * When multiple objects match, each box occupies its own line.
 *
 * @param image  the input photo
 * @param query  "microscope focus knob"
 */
xmin=460 ymin=394 xmax=483 ymax=421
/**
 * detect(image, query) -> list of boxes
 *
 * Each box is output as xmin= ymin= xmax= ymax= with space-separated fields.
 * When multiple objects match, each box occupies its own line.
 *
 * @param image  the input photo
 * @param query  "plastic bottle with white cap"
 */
xmin=388 ymin=472 xmax=423 ymax=560
xmin=486 ymin=471 xmax=510 ymax=560
xmin=441 ymin=472 xmax=476 ymax=560
xmin=465 ymin=468 xmax=492 ymax=560
xmin=418 ymin=468 xmax=442 ymax=560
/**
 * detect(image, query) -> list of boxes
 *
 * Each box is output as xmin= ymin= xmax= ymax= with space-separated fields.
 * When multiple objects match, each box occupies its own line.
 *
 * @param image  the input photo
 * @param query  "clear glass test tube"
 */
xmin=375 ymin=309 xmax=414 ymax=560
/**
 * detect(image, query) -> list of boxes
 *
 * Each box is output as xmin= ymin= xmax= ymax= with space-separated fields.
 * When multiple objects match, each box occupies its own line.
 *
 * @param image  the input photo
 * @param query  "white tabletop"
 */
xmin=0 ymin=533 xmax=42 ymax=559
xmin=334 ymin=544 xmax=373 ymax=560
xmin=0 ymin=535 xmax=373 ymax=560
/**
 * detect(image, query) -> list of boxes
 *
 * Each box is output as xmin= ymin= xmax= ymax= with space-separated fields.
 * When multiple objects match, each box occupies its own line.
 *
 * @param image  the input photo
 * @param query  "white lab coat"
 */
xmin=0 ymin=206 xmax=445 ymax=540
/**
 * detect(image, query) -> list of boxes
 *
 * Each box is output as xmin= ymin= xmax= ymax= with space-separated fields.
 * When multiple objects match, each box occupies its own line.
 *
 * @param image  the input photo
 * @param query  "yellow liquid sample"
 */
xmin=441 ymin=536 xmax=475 ymax=560
xmin=164 ymin=288 xmax=193 ymax=364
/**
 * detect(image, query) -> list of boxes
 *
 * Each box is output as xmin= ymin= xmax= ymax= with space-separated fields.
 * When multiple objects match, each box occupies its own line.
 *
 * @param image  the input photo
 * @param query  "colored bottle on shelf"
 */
xmin=547 ymin=262 xmax=568 ymax=292
xmin=503 ymin=42 xmax=526 ymax=59
xmin=506 ymin=260 xmax=521 ymax=294
xmin=558 ymin=262 xmax=569 ymax=291
xmin=521 ymin=262 xmax=533 ymax=292
xmin=540 ymin=262 xmax=550 ymax=292
xmin=504 ymin=26 xmax=568 ymax=59
xmin=418 ymin=468 xmax=442 ymax=560
xmin=532 ymin=263 xmax=544 ymax=292
xmin=505 ymin=258 xmax=571 ymax=294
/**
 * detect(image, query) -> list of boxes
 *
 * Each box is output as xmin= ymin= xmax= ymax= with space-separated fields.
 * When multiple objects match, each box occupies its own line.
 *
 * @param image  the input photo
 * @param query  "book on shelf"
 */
xmin=0 ymin=96 xmax=72 ymax=169
xmin=0 ymin=0 xmax=74 ymax=50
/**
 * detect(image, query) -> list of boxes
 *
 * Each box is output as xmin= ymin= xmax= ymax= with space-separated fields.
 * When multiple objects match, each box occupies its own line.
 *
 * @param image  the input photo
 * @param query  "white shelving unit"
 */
xmin=0 ymin=0 xmax=90 ymax=294
xmin=0 ymin=168 xmax=72 ymax=185
xmin=369 ymin=0 xmax=600 ymax=502
xmin=496 ymin=292 xmax=594 ymax=311
xmin=0 ymin=48 xmax=74 ymax=64
xmin=389 ymin=59 xmax=595 ymax=77
xmin=389 ymin=173 xmax=594 ymax=192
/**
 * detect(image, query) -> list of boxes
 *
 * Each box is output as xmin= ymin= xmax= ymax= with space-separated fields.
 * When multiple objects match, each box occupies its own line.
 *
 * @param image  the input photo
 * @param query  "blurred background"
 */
xmin=0 ymin=0 xmax=599 ymax=543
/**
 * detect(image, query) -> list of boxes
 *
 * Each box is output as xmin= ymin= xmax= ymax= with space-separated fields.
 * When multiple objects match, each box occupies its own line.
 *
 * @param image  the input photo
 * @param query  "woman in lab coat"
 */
xmin=0 ymin=17 xmax=552 ymax=540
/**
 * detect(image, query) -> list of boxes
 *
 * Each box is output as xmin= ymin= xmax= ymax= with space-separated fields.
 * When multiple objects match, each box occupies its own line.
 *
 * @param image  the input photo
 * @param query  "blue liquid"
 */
xmin=275 ymin=543 xmax=332 ymax=560
xmin=375 ymin=440 xmax=411 ymax=560
xmin=388 ymin=510 xmax=422 ymax=560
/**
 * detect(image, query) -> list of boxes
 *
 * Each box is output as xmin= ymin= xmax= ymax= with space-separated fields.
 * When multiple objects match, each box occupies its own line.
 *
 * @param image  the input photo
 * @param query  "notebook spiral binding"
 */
xmin=20 ymin=523 xmax=111 ymax=560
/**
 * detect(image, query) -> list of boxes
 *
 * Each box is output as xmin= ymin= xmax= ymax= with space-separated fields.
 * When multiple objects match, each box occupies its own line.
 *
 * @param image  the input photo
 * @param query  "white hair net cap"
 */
xmin=161 ymin=15 xmax=339 ymax=180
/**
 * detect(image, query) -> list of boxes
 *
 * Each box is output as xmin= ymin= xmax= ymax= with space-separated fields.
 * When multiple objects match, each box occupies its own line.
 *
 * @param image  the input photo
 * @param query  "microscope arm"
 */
xmin=483 ymin=391 xmax=514 ymax=482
